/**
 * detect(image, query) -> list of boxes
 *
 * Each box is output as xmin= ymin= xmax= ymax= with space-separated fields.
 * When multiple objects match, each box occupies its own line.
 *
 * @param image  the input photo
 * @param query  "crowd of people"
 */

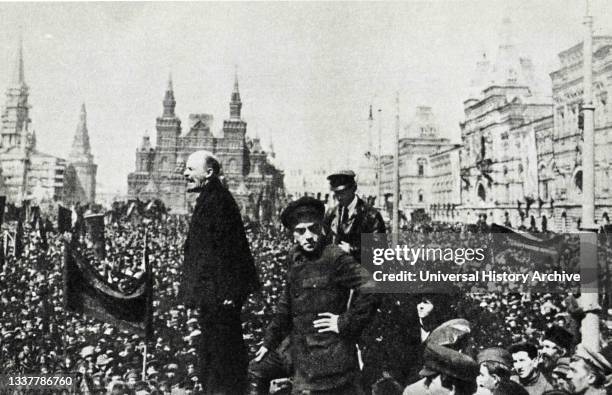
xmin=0 ymin=210 xmax=611 ymax=394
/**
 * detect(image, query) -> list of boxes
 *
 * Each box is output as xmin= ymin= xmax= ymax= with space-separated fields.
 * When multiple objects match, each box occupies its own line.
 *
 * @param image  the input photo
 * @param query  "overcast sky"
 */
xmin=0 ymin=1 xmax=610 ymax=195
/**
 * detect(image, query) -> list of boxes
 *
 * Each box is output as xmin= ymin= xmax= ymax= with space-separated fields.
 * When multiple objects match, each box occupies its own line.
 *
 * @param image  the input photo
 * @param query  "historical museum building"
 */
xmin=0 ymin=38 xmax=97 ymax=206
xmin=458 ymin=20 xmax=612 ymax=231
xmin=127 ymin=74 xmax=284 ymax=219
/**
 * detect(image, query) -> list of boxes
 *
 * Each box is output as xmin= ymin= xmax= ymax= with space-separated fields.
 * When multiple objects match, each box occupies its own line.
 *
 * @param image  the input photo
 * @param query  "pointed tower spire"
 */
xmin=230 ymin=67 xmax=242 ymax=120
xmin=70 ymin=103 xmax=92 ymax=160
xmin=162 ymin=73 xmax=176 ymax=117
xmin=12 ymin=31 xmax=26 ymax=87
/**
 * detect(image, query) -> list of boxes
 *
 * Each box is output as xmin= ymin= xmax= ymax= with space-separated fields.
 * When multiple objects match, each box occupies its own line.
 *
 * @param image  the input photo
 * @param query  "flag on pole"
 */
xmin=63 ymin=239 xmax=153 ymax=339
xmin=58 ymin=204 xmax=73 ymax=233
xmin=15 ymin=208 xmax=24 ymax=258
xmin=38 ymin=216 xmax=48 ymax=250
xmin=84 ymin=213 xmax=106 ymax=260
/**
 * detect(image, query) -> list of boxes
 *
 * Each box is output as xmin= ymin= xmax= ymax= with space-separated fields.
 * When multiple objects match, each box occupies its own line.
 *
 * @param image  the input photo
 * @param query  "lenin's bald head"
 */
xmin=183 ymin=150 xmax=220 ymax=192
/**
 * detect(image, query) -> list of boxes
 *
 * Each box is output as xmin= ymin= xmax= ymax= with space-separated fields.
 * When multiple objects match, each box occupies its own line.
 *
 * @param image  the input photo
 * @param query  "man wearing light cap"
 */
xmin=250 ymin=196 xmax=377 ymax=394
xmin=475 ymin=347 xmax=528 ymax=395
xmin=566 ymin=344 xmax=612 ymax=395
xmin=324 ymin=170 xmax=385 ymax=260
xmin=404 ymin=343 xmax=478 ymax=395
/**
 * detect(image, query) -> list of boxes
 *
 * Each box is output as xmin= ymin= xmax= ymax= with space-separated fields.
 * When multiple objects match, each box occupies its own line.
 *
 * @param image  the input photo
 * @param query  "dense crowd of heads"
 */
xmin=0 ymin=215 xmax=610 ymax=394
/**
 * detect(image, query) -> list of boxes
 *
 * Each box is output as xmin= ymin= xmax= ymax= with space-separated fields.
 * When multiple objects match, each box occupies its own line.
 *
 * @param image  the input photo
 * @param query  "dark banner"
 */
xmin=63 ymin=241 xmax=153 ymax=339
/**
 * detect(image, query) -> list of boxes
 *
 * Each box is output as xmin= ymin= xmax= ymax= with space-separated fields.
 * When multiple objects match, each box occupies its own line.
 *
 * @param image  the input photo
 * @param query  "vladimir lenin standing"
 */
xmin=179 ymin=150 xmax=260 ymax=394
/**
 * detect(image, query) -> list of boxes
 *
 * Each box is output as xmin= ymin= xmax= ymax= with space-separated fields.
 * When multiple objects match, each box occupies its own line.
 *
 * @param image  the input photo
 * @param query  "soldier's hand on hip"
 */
xmin=313 ymin=312 xmax=339 ymax=333
xmin=222 ymin=299 xmax=235 ymax=307
xmin=338 ymin=242 xmax=351 ymax=253
xmin=254 ymin=346 xmax=268 ymax=362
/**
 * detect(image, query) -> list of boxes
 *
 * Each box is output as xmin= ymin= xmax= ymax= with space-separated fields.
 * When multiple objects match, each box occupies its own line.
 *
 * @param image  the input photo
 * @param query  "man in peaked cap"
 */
xmin=476 ymin=347 xmax=529 ymax=395
xmin=551 ymin=357 xmax=574 ymax=393
xmin=403 ymin=343 xmax=478 ymax=395
xmin=567 ymin=344 xmax=612 ymax=395
xmin=540 ymin=326 xmax=575 ymax=380
xmin=324 ymin=169 xmax=386 ymax=261
xmin=249 ymin=196 xmax=377 ymax=394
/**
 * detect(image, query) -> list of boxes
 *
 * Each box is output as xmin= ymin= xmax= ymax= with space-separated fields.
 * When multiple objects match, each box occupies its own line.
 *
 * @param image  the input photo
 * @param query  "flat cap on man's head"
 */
xmin=426 ymin=318 xmax=471 ymax=349
xmin=573 ymin=344 xmax=612 ymax=377
xmin=543 ymin=325 xmax=573 ymax=351
xmin=327 ymin=170 xmax=356 ymax=191
xmin=477 ymin=347 xmax=513 ymax=370
xmin=280 ymin=196 xmax=325 ymax=229
xmin=419 ymin=343 xmax=478 ymax=381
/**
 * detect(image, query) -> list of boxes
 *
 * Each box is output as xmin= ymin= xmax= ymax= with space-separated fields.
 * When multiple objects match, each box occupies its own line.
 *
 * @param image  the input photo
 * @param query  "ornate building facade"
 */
xmin=545 ymin=36 xmax=612 ymax=230
xmin=379 ymin=106 xmax=461 ymax=220
xmin=458 ymin=16 xmax=554 ymax=227
xmin=458 ymin=20 xmax=612 ymax=231
xmin=127 ymin=74 xmax=284 ymax=218
xmin=0 ymin=38 xmax=96 ymax=206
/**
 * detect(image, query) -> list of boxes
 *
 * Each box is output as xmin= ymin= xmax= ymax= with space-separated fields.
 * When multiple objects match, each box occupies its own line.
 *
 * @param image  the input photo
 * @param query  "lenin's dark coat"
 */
xmin=179 ymin=177 xmax=260 ymax=394
xmin=179 ymin=177 xmax=260 ymax=309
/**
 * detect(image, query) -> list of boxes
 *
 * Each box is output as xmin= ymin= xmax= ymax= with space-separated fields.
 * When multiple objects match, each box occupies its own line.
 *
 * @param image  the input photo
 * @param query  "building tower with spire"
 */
xmin=127 ymin=71 xmax=284 ymax=216
xmin=0 ymin=33 xmax=66 ymax=203
xmin=65 ymin=103 xmax=97 ymax=203
xmin=1 ymin=34 xmax=30 ymax=150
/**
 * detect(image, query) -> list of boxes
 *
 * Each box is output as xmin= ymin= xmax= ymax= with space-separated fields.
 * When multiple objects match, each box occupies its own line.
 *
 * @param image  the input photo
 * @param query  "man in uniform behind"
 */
xmin=251 ymin=196 xmax=378 ymax=394
xmin=324 ymin=170 xmax=386 ymax=260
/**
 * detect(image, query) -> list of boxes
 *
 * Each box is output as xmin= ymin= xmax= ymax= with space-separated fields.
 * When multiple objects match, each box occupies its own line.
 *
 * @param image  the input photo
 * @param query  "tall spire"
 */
xmin=230 ymin=67 xmax=242 ymax=120
xmin=11 ymin=31 xmax=26 ymax=87
xmin=162 ymin=73 xmax=176 ymax=117
xmin=70 ymin=103 xmax=92 ymax=161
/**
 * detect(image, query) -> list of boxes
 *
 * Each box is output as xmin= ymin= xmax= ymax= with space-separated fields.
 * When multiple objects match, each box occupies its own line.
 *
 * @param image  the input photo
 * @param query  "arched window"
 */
xmin=160 ymin=156 xmax=168 ymax=171
xmin=418 ymin=190 xmax=424 ymax=203
xmin=574 ymin=170 xmax=583 ymax=192
xmin=478 ymin=184 xmax=486 ymax=202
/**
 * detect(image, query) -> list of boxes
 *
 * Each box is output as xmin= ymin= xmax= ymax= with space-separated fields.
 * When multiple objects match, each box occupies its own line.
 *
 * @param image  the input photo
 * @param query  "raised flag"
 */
xmin=491 ymin=223 xmax=562 ymax=256
xmin=63 ymin=238 xmax=153 ymax=339
xmin=15 ymin=208 xmax=24 ymax=258
xmin=38 ymin=216 xmax=48 ymax=250
xmin=84 ymin=213 xmax=105 ymax=259
xmin=58 ymin=205 xmax=73 ymax=233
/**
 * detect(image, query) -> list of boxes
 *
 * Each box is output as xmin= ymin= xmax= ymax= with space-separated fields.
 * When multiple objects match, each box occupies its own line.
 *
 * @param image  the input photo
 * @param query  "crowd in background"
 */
xmin=0 ymin=212 xmax=611 ymax=394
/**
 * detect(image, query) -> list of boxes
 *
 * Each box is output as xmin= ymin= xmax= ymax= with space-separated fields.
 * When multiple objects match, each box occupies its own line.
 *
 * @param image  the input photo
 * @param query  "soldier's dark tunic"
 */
xmin=179 ymin=177 xmax=260 ymax=394
xmin=262 ymin=243 xmax=377 ymax=394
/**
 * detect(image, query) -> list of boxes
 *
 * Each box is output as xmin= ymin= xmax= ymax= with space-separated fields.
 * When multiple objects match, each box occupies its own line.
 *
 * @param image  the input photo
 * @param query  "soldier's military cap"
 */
xmin=426 ymin=318 xmax=471 ymax=349
xmin=573 ymin=344 xmax=612 ymax=377
xmin=280 ymin=196 xmax=325 ymax=228
xmin=543 ymin=325 xmax=573 ymax=351
xmin=477 ymin=347 xmax=513 ymax=370
xmin=419 ymin=343 xmax=478 ymax=381
xmin=327 ymin=170 xmax=356 ymax=191
xmin=552 ymin=357 xmax=571 ymax=377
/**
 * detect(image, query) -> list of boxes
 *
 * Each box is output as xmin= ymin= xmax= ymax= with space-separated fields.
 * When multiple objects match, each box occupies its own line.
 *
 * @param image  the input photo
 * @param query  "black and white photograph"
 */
xmin=0 ymin=1 xmax=611 ymax=394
